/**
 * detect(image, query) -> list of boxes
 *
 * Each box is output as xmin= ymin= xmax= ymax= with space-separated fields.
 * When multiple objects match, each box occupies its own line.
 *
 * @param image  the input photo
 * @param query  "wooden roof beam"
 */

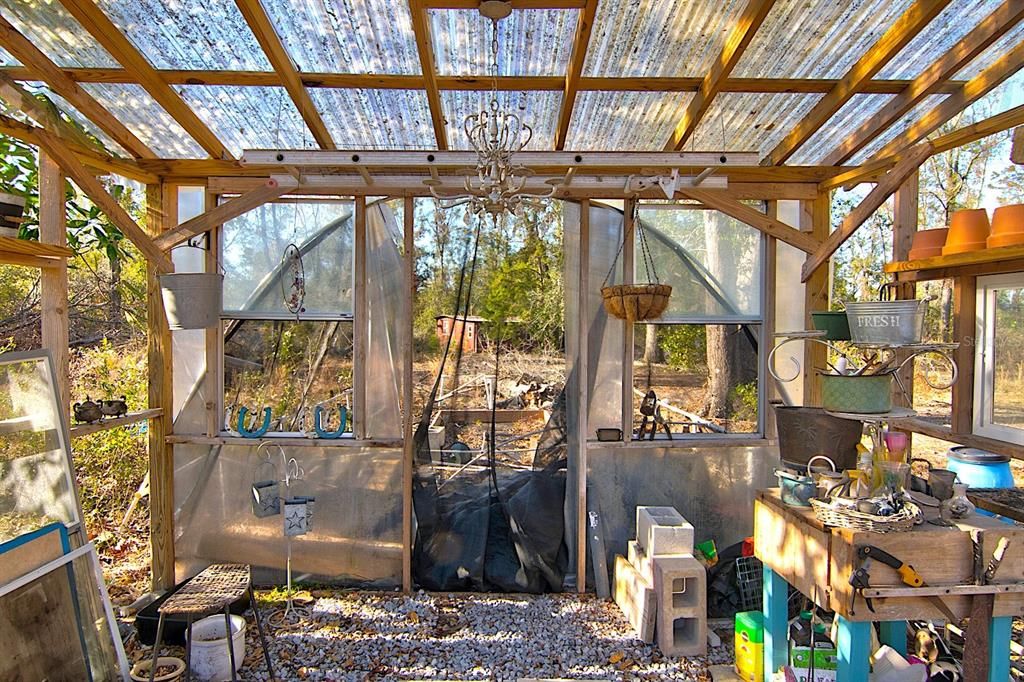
xmin=233 ymin=0 xmax=335 ymax=150
xmin=665 ymin=0 xmax=777 ymax=151
xmin=0 ymin=13 xmax=156 ymax=160
xmin=676 ymin=187 xmax=820 ymax=253
xmin=409 ymin=0 xmax=448 ymax=150
xmin=554 ymin=0 xmax=598 ymax=150
xmin=826 ymin=0 xmax=1024 ymax=166
xmin=57 ymin=0 xmax=235 ymax=160
xmin=766 ymin=0 xmax=953 ymax=166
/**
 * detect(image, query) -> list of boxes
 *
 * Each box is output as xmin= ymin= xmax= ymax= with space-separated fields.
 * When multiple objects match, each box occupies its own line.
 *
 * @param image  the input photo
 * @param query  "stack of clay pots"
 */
xmin=908 ymin=205 xmax=1024 ymax=259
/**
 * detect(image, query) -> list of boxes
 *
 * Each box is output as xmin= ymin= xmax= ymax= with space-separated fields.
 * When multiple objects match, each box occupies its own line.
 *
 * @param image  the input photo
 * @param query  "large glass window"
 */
xmin=974 ymin=273 xmax=1024 ymax=443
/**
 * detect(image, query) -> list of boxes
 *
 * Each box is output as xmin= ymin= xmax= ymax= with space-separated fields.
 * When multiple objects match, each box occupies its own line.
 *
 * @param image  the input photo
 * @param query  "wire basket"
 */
xmin=809 ymin=498 xmax=921 ymax=533
xmin=601 ymin=284 xmax=673 ymax=321
xmin=734 ymin=556 xmax=763 ymax=611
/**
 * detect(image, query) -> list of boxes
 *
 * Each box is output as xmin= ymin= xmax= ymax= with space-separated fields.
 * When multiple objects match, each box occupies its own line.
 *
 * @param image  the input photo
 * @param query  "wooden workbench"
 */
xmin=753 ymin=488 xmax=1024 ymax=682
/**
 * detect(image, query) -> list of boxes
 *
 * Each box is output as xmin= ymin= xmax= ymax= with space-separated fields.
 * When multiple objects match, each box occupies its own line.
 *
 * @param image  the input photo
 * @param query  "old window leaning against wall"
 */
xmin=220 ymin=200 xmax=355 ymax=437
xmin=974 ymin=272 xmax=1024 ymax=445
xmin=631 ymin=205 xmax=764 ymax=438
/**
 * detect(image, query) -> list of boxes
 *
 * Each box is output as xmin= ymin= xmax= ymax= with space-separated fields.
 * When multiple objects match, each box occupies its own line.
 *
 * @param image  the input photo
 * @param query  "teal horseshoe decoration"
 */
xmin=238 ymin=406 xmax=272 ymax=438
xmin=314 ymin=405 xmax=347 ymax=439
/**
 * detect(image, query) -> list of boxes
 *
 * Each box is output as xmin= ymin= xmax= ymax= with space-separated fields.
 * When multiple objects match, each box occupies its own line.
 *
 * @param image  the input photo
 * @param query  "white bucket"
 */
xmin=159 ymin=273 xmax=223 ymax=330
xmin=185 ymin=614 xmax=246 ymax=681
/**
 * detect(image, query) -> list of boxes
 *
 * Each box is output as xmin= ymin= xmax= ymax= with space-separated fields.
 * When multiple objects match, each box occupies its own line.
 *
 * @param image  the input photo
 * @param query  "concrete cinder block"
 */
xmin=612 ymin=555 xmax=656 ymax=643
xmin=653 ymin=555 xmax=707 ymax=657
xmin=636 ymin=506 xmax=694 ymax=557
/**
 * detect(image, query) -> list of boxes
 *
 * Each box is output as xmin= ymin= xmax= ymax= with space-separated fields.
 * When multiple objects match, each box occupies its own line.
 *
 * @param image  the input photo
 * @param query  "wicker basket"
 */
xmin=601 ymin=284 xmax=672 ymax=322
xmin=809 ymin=498 xmax=921 ymax=533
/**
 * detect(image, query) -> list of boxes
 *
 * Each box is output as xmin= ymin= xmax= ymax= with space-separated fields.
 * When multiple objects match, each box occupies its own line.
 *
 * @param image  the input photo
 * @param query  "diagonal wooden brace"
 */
xmin=677 ymin=187 xmax=821 ymax=253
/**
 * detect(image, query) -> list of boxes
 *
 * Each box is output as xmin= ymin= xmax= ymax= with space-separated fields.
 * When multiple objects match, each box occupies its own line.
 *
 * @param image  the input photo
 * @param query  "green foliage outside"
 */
xmin=660 ymin=325 xmax=707 ymax=371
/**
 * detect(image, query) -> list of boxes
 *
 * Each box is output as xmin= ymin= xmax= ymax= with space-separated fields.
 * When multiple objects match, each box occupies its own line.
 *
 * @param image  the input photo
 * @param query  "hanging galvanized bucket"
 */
xmin=283 ymin=497 xmax=309 ymax=536
xmin=251 ymin=460 xmax=280 ymax=518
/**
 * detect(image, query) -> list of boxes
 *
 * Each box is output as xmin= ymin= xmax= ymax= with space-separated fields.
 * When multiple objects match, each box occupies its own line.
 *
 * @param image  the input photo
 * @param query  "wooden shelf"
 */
xmin=884 ymin=245 xmax=1024 ymax=278
xmin=0 ymin=236 xmax=73 ymax=269
xmin=889 ymin=416 xmax=1024 ymax=460
xmin=166 ymin=433 xmax=403 ymax=448
xmin=69 ymin=408 xmax=162 ymax=438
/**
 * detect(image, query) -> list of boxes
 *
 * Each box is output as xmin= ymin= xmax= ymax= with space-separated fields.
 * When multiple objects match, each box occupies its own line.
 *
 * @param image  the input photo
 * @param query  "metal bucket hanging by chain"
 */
xmin=600 ymin=203 xmax=672 ymax=321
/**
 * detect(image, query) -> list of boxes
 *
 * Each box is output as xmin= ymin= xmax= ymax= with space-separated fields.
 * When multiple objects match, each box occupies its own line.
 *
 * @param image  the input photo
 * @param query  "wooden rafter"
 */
xmin=0 ymin=13 xmax=155 ymax=160
xmin=57 ymin=0 xmax=234 ymax=160
xmin=409 ymin=0 xmax=448 ymax=150
xmin=824 ymin=0 xmax=1024 ymax=166
xmin=676 ymin=187 xmax=820 ymax=253
xmin=232 ymin=0 xmax=335 ymax=150
xmin=665 ymin=0 xmax=777 ymax=151
xmin=766 ymin=0 xmax=953 ymax=166
xmin=869 ymin=38 xmax=1024 ymax=161
xmin=554 ymin=0 xmax=598 ymax=150
xmin=424 ymin=0 xmax=585 ymax=7
xmin=0 ymin=73 xmax=106 ymax=154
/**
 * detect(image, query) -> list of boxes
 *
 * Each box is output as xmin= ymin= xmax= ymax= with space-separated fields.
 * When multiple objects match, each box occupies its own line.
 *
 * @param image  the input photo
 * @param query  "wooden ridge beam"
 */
xmin=825 ymin=0 xmax=1024 ymax=166
xmin=555 ymin=0 xmax=598 ymax=149
xmin=870 ymin=39 xmax=1024 ymax=161
xmin=409 ymin=0 xmax=448 ymax=150
xmin=153 ymin=177 xmax=298 ymax=250
xmin=676 ymin=187 xmax=820 ymax=253
xmin=233 ymin=0 xmax=335 ymax=150
xmin=766 ymin=0 xmax=953 ymax=165
xmin=802 ymin=142 xmax=932 ymax=282
xmin=665 ymin=0 xmax=777 ymax=151
xmin=4 ymin=115 xmax=173 ymax=272
xmin=58 ymin=0 xmax=234 ymax=160
xmin=0 ymin=13 xmax=156 ymax=160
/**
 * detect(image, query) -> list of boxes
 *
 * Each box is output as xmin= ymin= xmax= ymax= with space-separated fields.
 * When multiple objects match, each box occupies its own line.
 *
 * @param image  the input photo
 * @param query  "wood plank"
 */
xmin=0 ymin=235 xmax=71 ymax=259
xmin=22 ymin=119 xmax=174 ymax=272
xmin=613 ymin=555 xmax=656 ymax=642
xmin=676 ymin=187 xmax=821 ymax=253
xmin=892 ymin=172 xmax=918 ymax=413
xmin=0 ymin=252 xmax=64 ymax=269
xmin=890 ymin=416 xmax=1024 ymax=460
xmin=802 ymin=142 xmax=932 ymax=282
xmin=0 ymin=14 xmax=155 ymax=160
xmin=885 ymin=243 xmax=1024 ymax=274
xmin=753 ymin=493 xmax=832 ymax=606
xmin=58 ymin=0 xmax=234 ymax=159
xmin=204 ymin=190 xmax=221 ymax=438
xmin=165 ymin=434 xmax=404 ymax=447
xmin=554 ymin=0 xmax=598 ymax=150
xmin=576 ymin=199 xmax=589 ymax=593
xmin=402 ymin=197 xmax=414 ymax=593
xmin=825 ymin=0 xmax=1024 ymax=165
xmin=409 ymin=0 xmax=448 ymax=149
xmin=621 ymin=198 xmax=634 ymax=440
xmin=871 ymin=38 xmax=1024 ymax=162
xmin=952 ymin=275 xmax=976 ymax=435
xmin=68 ymin=408 xmax=163 ymax=438
xmin=353 ymin=197 xmax=367 ymax=438
xmin=803 ymin=195 xmax=830 ymax=406
xmin=665 ymin=0 xmax=777 ymax=151
xmin=0 ymin=73 xmax=107 ymax=156
xmin=928 ymin=102 xmax=1024 ymax=156
xmin=233 ymin=0 xmax=335 ymax=150
xmin=153 ymin=178 xmax=297 ymax=251
xmin=39 ymin=153 xmax=69 ymax=417
xmin=767 ymin=0 xmax=953 ymax=165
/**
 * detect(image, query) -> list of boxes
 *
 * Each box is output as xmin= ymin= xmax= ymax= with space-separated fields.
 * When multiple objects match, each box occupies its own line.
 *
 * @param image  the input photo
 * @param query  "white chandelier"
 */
xmin=425 ymin=1 xmax=555 ymax=217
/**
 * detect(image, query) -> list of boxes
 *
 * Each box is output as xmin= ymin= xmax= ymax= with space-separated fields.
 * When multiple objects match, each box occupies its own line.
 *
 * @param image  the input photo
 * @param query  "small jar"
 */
xmin=940 ymin=482 xmax=975 ymax=521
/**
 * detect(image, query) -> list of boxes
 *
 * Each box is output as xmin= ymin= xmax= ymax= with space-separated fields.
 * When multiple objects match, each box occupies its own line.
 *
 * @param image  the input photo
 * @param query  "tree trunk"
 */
xmin=109 ymin=254 xmax=122 ymax=331
xmin=643 ymin=323 xmax=660 ymax=363
xmin=702 ymin=211 xmax=731 ymax=418
xmin=939 ymin=280 xmax=953 ymax=342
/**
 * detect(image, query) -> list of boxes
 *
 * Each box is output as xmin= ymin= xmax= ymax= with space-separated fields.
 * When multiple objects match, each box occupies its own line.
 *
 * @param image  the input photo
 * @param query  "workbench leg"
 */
xmin=987 ymin=616 xmax=1012 ymax=682
xmin=879 ymin=621 xmax=906 ymax=656
xmin=836 ymin=616 xmax=871 ymax=682
xmin=763 ymin=565 xmax=788 ymax=678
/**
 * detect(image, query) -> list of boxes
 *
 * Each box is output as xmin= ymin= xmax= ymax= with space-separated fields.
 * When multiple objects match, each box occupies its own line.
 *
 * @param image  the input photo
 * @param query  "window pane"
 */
xmin=632 ymin=323 xmax=760 ymax=436
xmin=223 ymin=320 xmax=354 ymax=434
xmin=992 ymin=286 xmax=1024 ymax=430
xmin=222 ymin=201 xmax=354 ymax=317
xmin=637 ymin=207 xmax=762 ymax=319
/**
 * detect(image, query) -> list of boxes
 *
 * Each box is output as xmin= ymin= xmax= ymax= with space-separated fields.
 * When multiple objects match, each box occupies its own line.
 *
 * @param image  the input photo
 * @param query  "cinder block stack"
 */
xmin=613 ymin=506 xmax=707 ymax=657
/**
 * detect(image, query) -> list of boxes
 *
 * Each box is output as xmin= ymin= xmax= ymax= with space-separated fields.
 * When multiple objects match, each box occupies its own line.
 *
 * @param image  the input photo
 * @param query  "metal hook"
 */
xmin=238 ymin=406 xmax=272 ymax=438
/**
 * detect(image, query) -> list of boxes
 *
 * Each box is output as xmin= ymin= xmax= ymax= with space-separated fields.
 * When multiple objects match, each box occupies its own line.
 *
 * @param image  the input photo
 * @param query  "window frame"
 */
xmin=973 ymin=271 xmax=1024 ymax=445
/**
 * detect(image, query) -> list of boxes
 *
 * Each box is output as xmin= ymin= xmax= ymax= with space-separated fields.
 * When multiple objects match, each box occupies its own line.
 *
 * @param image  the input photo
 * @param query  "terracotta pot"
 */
xmin=942 ymin=208 xmax=990 ymax=255
xmin=907 ymin=228 xmax=948 ymax=260
xmin=987 ymin=204 xmax=1024 ymax=248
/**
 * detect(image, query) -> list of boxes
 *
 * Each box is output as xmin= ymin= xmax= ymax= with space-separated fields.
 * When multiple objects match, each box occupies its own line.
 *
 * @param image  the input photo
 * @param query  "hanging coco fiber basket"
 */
xmin=601 ymin=283 xmax=672 ymax=322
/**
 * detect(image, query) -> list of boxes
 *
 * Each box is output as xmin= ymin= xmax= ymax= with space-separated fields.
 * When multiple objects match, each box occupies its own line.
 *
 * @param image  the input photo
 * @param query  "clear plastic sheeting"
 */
xmin=583 ymin=0 xmax=747 ymax=78
xmin=689 ymin=93 xmax=824 ymax=156
xmin=180 ymin=85 xmax=314 ymax=157
xmin=430 ymin=8 xmax=578 ymax=76
xmin=442 ymin=90 xmax=560 ymax=151
xmin=955 ymin=23 xmax=1024 ymax=80
xmin=221 ymin=201 xmax=354 ymax=317
xmin=0 ymin=1 xmax=117 ymax=68
xmin=0 ymin=46 xmax=18 ymax=66
xmin=850 ymin=94 xmax=948 ymax=164
xmin=81 ymin=83 xmax=206 ymax=159
xmin=309 ymin=89 xmax=436 ymax=149
xmin=18 ymin=83 xmax=130 ymax=159
xmin=265 ymin=0 xmax=420 ymax=74
xmin=789 ymin=94 xmax=895 ymax=165
xmin=173 ymin=445 xmax=402 ymax=587
xmin=94 ymin=0 xmax=271 ymax=71
xmin=566 ymin=91 xmax=695 ymax=151
xmin=733 ymin=0 xmax=915 ymax=79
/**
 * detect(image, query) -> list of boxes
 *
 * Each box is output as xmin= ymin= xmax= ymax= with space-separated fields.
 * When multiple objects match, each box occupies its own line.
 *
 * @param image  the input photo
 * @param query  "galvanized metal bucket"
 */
xmin=844 ymin=299 xmax=926 ymax=345
xmin=283 ymin=496 xmax=315 ymax=536
xmin=159 ymin=272 xmax=223 ymax=330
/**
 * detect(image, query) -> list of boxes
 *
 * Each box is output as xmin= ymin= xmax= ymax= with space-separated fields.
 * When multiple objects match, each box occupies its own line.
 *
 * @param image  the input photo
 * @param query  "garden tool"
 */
xmin=849 ymin=545 xmax=958 ymax=623
xmin=637 ymin=389 xmax=672 ymax=440
xmin=962 ymin=531 xmax=1010 ymax=682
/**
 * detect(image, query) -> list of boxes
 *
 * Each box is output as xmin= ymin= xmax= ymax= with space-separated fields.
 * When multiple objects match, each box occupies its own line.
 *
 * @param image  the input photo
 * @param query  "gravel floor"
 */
xmin=131 ymin=591 xmax=732 ymax=681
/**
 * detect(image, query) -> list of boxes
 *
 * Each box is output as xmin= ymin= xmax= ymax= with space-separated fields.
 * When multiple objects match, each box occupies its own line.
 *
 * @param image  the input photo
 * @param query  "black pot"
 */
xmin=774 ymin=405 xmax=862 ymax=471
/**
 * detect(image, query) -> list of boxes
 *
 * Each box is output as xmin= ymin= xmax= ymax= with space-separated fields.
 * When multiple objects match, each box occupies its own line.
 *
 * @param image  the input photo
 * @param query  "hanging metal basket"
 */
xmin=599 ymin=203 xmax=672 ymax=321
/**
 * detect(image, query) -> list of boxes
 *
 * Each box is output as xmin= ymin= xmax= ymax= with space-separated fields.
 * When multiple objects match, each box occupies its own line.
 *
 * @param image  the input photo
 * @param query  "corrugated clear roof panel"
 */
xmin=877 ymin=0 xmax=998 ymax=80
xmin=430 ymin=9 xmax=577 ymax=76
xmin=81 ymin=83 xmax=206 ymax=158
xmin=955 ymin=25 xmax=1024 ymax=80
xmin=566 ymin=91 xmax=694 ymax=150
xmin=309 ymin=88 xmax=434 ymax=148
xmin=0 ymin=1 xmax=117 ymax=67
xmin=584 ymin=0 xmax=747 ymax=78
xmin=850 ymin=94 xmax=948 ymax=163
xmin=689 ymin=93 xmax=824 ymax=155
xmin=93 ymin=0 xmax=271 ymax=71
xmin=788 ymin=94 xmax=895 ymax=165
xmin=19 ymin=82 xmax=129 ymax=157
xmin=734 ymin=0 xmax=916 ymax=79
xmin=0 ymin=47 xmax=19 ymax=66
xmin=265 ymin=0 xmax=420 ymax=74
xmin=179 ymin=86 xmax=312 ymax=158
xmin=441 ymin=91 xmax=560 ymax=151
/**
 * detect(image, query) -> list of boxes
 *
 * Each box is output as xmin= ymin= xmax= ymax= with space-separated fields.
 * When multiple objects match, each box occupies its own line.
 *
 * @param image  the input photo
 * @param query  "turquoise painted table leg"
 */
xmin=763 ymin=565 xmax=788 ymax=678
xmin=879 ymin=621 xmax=906 ymax=656
xmin=988 ymin=616 xmax=1012 ymax=682
xmin=836 ymin=616 xmax=872 ymax=682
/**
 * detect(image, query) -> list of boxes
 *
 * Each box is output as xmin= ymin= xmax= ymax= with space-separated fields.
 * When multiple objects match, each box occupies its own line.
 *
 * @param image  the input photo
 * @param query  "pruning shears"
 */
xmin=850 ymin=545 xmax=957 ymax=622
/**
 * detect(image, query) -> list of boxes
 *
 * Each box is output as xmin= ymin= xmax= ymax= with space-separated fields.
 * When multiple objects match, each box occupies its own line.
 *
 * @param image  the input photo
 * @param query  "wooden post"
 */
xmin=38 ymin=152 xmax=69 ymax=415
xmin=802 ymin=194 xmax=830 ymax=405
xmin=893 ymin=171 xmax=918 ymax=414
xmin=952 ymin=275 xmax=977 ymax=435
xmin=402 ymin=197 xmax=414 ymax=593
xmin=620 ymin=198 xmax=634 ymax=440
xmin=353 ymin=197 xmax=367 ymax=439
xmin=204 ymin=190 xmax=221 ymax=438
xmin=147 ymin=183 xmax=176 ymax=591
xmin=576 ymin=199 xmax=589 ymax=593
xmin=764 ymin=201 xmax=778 ymax=436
